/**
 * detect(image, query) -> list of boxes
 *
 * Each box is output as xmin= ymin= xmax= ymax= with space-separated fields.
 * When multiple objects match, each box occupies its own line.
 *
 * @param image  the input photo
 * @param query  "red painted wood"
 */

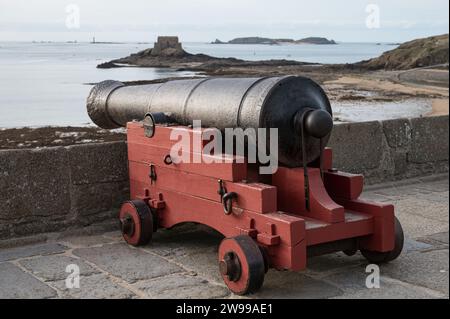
xmin=128 ymin=142 xmax=247 ymax=182
xmin=272 ymin=167 xmax=345 ymax=223
xmin=322 ymin=147 xmax=333 ymax=171
xmin=323 ymin=171 xmax=364 ymax=200
xmin=129 ymin=160 xmax=277 ymax=214
xmin=127 ymin=122 xmax=218 ymax=150
xmin=334 ymin=199 xmax=395 ymax=252
xmin=304 ymin=211 xmax=373 ymax=246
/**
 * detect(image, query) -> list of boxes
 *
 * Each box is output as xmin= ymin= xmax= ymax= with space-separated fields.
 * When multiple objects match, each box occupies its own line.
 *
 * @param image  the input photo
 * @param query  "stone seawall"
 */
xmin=329 ymin=115 xmax=449 ymax=183
xmin=0 ymin=115 xmax=448 ymax=239
xmin=0 ymin=142 xmax=129 ymax=240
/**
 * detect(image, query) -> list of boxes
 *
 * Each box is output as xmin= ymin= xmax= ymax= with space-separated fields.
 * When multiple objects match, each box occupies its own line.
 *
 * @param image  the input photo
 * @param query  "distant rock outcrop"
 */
xmin=97 ymin=61 xmax=122 ymax=69
xmin=274 ymin=38 xmax=295 ymax=43
xmin=212 ymin=36 xmax=336 ymax=45
xmin=211 ymin=39 xmax=226 ymax=44
xmin=228 ymin=37 xmax=278 ymax=45
xmin=358 ymin=34 xmax=449 ymax=70
xmin=295 ymin=37 xmax=337 ymax=45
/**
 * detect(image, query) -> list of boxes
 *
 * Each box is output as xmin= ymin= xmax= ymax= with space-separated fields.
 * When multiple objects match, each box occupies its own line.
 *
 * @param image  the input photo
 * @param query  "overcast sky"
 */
xmin=0 ymin=0 xmax=448 ymax=42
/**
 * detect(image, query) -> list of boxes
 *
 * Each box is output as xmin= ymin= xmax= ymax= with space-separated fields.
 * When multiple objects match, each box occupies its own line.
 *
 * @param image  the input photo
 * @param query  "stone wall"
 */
xmin=329 ymin=115 xmax=449 ymax=184
xmin=0 ymin=115 xmax=448 ymax=239
xmin=0 ymin=142 xmax=129 ymax=240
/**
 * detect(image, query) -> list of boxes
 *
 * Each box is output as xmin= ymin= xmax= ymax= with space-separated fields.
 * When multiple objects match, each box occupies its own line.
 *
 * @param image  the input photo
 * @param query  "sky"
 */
xmin=0 ymin=0 xmax=448 ymax=43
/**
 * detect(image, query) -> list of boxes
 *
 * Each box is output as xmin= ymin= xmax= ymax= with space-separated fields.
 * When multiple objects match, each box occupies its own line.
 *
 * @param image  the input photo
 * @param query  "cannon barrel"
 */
xmin=87 ymin=76 xmax=333 ymax=166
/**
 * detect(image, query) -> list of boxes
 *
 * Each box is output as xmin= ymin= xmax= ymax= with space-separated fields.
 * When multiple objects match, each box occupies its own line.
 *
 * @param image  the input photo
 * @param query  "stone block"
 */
xmin=51 ymin=274 xmax=136 ymax=299
xmin=73 ymin=243 xmax=183 ymax=283
xmin=134 ymin=273 xmax=229 ymax=299
xmin=67 ymin=142 xmax=128 ymax=185
xmin=382 ymin=118 xmax=412 ymax=149
xmin=383 ymin=249 xmax=449 ymax=295
xmin=70 ymin=180 xmax=129 ymax=218
xmin=409 ymin=115 xmax=449 ymax=164
xmin=0 ymin=242 xmax=67 ymax=262
xmin=325 ymin=266 xmax=442 ymax=299
xmin=0 ymin=262 xmax=57 ymax=299
xmin=328 ymin=121 xmax=383 ymax=173
xmin=0 ymin=148 xmax=71 ymax=220
xmin=20 ymin=255 xmax=100 ymax=281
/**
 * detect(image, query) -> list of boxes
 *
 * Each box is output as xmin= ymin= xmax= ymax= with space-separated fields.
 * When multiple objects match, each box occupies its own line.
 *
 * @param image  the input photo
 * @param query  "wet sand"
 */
xmin=428 ymin=99 xmax=450 ymax=116
xmin=325 ymin=74 xmax=449 ymax=99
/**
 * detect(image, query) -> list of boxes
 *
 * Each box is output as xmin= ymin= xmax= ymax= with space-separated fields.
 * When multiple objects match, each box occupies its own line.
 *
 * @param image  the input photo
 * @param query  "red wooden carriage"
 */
xmin=119 ymin=122 xmax=403 ymax=295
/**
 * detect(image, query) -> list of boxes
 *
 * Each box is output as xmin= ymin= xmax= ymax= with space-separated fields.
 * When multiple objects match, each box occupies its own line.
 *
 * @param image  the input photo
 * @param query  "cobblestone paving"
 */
xmin=0 ymin=174 xmax=448 ymax=299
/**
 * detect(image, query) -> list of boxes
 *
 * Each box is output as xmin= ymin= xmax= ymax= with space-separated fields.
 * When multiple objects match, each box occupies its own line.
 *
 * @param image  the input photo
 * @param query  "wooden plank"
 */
xmin=127 ymin=122 xmax=218 ymax=150
xmin=128 ymin=142 xmax=247 ymax=182
xmin=304 ymin=211 xmax=373 ymax=246
xmin=129 ymin=160 xmax=277 ymax=213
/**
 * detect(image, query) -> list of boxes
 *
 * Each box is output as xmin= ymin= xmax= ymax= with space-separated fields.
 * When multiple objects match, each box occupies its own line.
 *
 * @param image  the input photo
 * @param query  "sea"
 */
xmin=0 ymin=41 xmax=431 ymax=128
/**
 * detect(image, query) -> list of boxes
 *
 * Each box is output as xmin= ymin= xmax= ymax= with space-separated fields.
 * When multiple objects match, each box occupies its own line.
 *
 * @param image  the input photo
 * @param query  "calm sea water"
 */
xmin=0 ymin=41 xmax=402 ymax=128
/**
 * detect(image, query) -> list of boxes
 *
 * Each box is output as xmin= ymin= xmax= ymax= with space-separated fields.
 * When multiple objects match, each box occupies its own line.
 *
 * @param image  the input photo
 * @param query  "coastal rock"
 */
xmin=97 ymin=61 xmax=121 ymax=69
xmin=359 ymin=34 xmax=449 ymax=70
xmin=211 ymin=39 xmax=226 ymax=44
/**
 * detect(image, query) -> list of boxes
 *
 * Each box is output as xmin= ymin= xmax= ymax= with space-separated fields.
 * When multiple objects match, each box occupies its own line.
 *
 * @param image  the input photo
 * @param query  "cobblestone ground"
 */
xmin=0 ymin=174 xmax=448 ymax=299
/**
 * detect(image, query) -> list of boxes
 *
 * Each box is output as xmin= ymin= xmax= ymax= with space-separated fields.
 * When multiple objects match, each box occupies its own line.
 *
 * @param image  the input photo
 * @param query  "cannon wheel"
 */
xmin=361 ymin=217 xmax=404 ymax=264
xmin=218 ymin=235 xmax=266 ymax=295
xmin=119 ymin=200 xmax=154 ymax=246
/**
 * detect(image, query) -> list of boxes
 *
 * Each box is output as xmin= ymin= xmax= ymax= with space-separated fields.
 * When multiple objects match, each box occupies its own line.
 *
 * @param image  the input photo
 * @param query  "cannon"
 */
xmin=87 ymin=76 xmax=404 ymax=295
xmin=87 ymin=76 xmax=333 ymax=166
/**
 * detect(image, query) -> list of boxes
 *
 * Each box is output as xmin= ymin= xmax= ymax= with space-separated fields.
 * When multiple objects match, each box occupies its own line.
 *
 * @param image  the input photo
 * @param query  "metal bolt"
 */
xmin=120 ymin=215 xmax=135 ymax=236
xmin=219 ymin=252 xmax=241 ymax=282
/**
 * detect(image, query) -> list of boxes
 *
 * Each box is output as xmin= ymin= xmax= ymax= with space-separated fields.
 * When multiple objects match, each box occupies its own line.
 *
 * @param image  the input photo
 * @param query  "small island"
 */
xmin=211 ymin=36 xmax=337 ymax=45
xmin=98 ymin=36 xmax=311 ymax=70
xmin=295 ymin=37 xmax=337 ymax=45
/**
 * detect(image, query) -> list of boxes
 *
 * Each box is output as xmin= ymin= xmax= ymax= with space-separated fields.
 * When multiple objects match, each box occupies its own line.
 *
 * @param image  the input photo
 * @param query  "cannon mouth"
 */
xmin=86 ymin=80 xmax=125 ymax=129
xmin=259 ymin=76 xmax=333 ymax=166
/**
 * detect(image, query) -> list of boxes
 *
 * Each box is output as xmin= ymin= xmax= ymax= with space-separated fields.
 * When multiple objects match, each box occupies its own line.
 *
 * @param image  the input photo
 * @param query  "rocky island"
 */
xmin=98 ymin=36 xmax=313 ymax=70
xmin=228 ymin=37 xmax=278 ymax=45
xmin=211 ymin=36 xmax=337 ymax=45
xmin=295 ymin=37 xmax=337 ymax=45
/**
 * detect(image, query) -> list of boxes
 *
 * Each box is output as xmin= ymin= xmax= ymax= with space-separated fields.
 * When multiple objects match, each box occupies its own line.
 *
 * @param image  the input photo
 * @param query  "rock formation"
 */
xmin=295 ymin=37 xmax=337 ymax=45
xmin=212 ymin=36 xmax=336 ymax=45
xmin=359 ymin=34 xmax=449 ymax=70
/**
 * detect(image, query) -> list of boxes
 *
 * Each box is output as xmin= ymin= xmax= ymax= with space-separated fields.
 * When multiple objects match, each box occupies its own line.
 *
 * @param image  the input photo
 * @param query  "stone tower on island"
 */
xmin=151 ymin=36 xmax=185 ymax=57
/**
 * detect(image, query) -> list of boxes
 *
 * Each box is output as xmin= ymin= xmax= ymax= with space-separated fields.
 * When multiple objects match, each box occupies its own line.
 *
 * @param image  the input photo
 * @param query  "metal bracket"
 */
xmin=149 ymin=164 xmax=157 ymax=184
xmin=217 ymin=179 xmax=227 ymax=199
xmin=223 ymin=192 xmax=238 ymax=215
